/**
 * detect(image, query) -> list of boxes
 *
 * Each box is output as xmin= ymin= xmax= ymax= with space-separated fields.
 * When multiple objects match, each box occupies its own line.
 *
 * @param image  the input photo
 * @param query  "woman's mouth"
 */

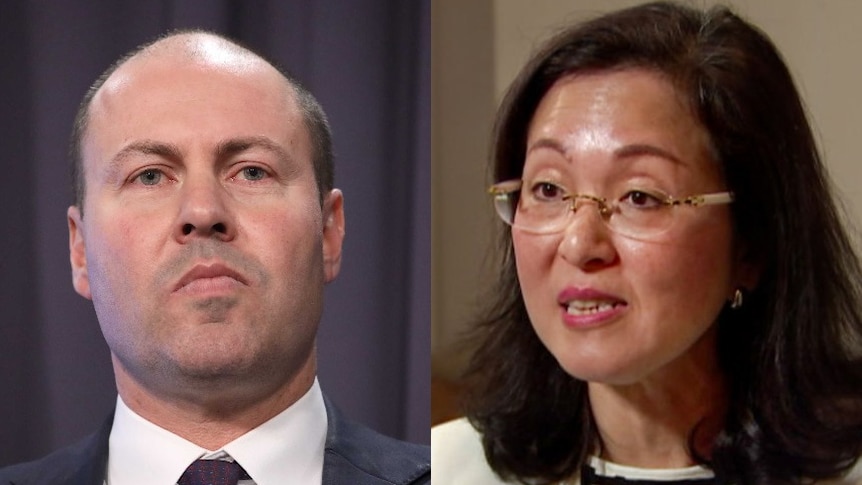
xmin=557 ymin=288 xmax=628 ymax=328
xmin=565 ymin=299 xmax=625 ymax=316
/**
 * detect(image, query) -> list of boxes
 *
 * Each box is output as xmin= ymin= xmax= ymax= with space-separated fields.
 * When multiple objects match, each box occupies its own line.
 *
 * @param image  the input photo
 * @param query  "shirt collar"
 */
xmin=107 ymin=378 xmax=327 ymax=485
xmin=588 ymin=456 xmax=714 ymax=480
xmin=223 ymin=379 xmax=326 ymax=485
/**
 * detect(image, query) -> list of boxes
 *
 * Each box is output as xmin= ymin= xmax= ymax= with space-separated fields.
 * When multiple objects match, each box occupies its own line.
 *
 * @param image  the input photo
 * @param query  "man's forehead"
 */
xmin=96 ymin=33 xmax=291 ymax=106
xmin=138 ymin=33 xmax=264 ymax=72
xmin=82 ymin=33 xmax=309 ymax=168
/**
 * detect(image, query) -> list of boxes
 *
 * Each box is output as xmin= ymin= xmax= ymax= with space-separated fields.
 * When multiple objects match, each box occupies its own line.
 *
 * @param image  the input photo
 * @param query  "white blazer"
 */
xmin=432 ymin=418 xmax=862 ymax=485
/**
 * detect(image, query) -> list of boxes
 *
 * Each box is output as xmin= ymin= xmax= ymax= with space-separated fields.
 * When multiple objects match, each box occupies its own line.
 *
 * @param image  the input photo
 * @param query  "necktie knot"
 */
xmin=177 ymin=459 xmax=250 ymax=485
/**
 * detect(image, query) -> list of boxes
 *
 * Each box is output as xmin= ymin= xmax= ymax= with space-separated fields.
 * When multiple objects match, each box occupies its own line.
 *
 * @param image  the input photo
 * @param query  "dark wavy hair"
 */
xmin=463 ymin=2 xmax=862 ymax=484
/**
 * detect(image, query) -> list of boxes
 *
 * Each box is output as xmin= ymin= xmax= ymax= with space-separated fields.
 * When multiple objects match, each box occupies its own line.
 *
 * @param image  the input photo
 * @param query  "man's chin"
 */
xmin=187 ymin=295 xmax=240 ymax=322
xmin=171 ymin=352 xmax=258 ymax=382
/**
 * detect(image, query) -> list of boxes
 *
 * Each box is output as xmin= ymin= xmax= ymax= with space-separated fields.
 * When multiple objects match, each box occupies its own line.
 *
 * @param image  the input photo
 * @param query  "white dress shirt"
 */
xmin=106 ymin=378 xmax=327 ymax=485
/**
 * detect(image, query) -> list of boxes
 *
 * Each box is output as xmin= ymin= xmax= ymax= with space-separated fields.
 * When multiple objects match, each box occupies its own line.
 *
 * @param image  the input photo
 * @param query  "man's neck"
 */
xmin=113 ymin=354 xmax=317 ymax=450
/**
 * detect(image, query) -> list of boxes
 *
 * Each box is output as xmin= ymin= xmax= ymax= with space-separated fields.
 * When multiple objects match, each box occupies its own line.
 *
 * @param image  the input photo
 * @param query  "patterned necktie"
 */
xmin=177 ymin=459 xmax=251 ymax=485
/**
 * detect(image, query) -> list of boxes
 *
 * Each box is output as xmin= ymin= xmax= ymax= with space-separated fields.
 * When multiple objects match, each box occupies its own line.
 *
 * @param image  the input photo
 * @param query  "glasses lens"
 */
xmin=493 ymin=192 xmax=517 ymax=225
xmin=493 ymin=188 xmax=673 ymax=238
xmin=492 ymin=182 xmax=730 ymax=240
xmin=493 ymin=187 xmax=569 ymax=234
xmin=517 ymin=194 xmax=569 ymax=233
xmin=608 ymin=190 xmax=676 ymax=239
xmin=610 ymin=207 xmax=669 ymax=240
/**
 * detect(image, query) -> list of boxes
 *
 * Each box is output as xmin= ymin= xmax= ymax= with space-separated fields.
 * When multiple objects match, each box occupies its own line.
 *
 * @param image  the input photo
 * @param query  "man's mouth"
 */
xmin=174 ymin=263 xmax=248 ymax=293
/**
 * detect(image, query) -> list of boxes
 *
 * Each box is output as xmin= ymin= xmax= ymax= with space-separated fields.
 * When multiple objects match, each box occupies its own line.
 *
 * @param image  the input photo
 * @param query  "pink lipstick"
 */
xmin=557 ymin=287 xmax=627 ymax=328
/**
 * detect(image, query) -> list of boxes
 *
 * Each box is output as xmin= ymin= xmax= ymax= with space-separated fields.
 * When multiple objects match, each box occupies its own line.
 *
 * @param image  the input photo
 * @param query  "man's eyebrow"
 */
xmin=103 ymin=137 xmax=294 ymax=181
xmin=216 ymin=136 xmax=292 ymax=164
xmin=112 ymin=140 xmax=183 ymax=164
xmin=105 ymin=140 xmax=183 ymax=180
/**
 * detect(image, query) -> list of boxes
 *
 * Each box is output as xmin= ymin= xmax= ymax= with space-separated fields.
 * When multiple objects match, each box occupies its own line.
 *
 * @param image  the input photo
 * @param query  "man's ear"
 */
xmin=68 ymin=205 xmax=92 ymax=299
xmin=322 ymin=189 xmax=345 ymax=283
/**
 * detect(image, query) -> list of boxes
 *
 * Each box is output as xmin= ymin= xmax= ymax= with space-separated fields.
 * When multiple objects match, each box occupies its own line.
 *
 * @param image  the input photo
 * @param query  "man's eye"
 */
xmin=137 ymin=169 xmax=162 ymax=186
xmin=240 ymin=166 xmax=267 ymax=181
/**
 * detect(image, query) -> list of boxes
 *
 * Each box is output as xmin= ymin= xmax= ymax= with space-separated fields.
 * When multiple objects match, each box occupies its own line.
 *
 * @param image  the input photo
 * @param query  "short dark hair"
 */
xmin=464 ymin=2 xmax=862 ymax=483
xmin=69 ymin=29 xmax=333 ymax=213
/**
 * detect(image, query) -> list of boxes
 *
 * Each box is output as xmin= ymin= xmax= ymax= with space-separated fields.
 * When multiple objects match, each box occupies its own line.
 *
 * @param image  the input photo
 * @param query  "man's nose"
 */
xmin=173 ymin=175 xmax=236 ymax=243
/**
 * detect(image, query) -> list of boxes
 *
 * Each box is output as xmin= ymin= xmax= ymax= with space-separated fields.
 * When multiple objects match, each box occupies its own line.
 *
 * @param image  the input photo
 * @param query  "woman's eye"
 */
xmin=621 ymin=190 xmax=663 ymax=208
xmin=531 ymin=182 xmax=564 ymax=201
xmin=240 ymin=166 xmax=267 ymax=181
xmin=137 ymin=169 xmax=162 ymax=186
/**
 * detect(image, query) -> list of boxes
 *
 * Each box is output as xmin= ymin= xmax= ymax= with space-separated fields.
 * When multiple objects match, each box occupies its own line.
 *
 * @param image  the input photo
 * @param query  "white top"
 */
xmin=432 ymin=418 xmax=862 ymax=484
xmin=107 ymin=378 xmax=327 ymax=485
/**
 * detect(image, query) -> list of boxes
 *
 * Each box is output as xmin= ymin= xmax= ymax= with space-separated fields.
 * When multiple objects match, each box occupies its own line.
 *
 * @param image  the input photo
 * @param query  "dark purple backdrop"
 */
xmin=0 ymin=0 xmax=430 ymax=465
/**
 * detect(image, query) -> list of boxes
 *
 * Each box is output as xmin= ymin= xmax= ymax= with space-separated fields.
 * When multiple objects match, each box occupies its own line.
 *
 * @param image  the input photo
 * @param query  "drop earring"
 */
xmin=730 ymin=288 xmax=744 ymax=309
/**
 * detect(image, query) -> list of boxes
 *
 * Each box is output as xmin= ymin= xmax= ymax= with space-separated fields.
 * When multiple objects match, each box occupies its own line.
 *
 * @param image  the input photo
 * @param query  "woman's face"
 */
xmin=513 ymin=69 xmax=739 ymax=385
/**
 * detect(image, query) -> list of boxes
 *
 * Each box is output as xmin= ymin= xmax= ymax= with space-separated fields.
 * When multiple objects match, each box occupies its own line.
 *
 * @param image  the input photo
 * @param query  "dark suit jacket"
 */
xmin=0 ymin=396 xmax=430 ymax=485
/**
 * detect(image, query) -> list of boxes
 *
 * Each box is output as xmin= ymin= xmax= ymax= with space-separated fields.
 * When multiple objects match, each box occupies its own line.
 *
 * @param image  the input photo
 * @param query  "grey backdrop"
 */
xmin=0 ymin=0 xmax=430 ymax=465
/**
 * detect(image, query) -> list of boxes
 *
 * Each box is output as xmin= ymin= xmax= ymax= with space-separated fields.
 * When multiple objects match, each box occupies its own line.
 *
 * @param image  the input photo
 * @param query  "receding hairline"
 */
xmin=79 ymin=31 xmax=303 ymax=183
xmin=95 ymin=31 xmax=298 ymax=108
xmin=128 ymin=31 xmax=275 ymax=74
xmin=80 ymin=30 xmax=300 ymax=150
xmin=71 ymin=29 xmax=334 ymax=211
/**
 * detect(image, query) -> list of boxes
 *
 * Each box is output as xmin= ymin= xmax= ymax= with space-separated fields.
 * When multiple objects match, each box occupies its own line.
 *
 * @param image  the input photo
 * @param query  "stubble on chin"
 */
xmin=191 ymin=296 xmax=240 ymax=323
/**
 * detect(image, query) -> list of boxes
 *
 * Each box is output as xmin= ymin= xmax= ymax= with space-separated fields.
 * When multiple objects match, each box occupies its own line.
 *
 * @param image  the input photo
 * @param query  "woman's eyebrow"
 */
xmin=614 ymin=143 xmax=683 ymax=165
xmin=526 ymin=138 xmax=566 ymax=155
xmin=526 ymin=139 xmax=684 ymax=166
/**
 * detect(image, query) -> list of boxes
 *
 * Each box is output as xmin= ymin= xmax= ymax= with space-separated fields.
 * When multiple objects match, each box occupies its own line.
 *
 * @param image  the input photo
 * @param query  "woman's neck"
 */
xmin=587 ymin=330 xmax=727 ymax=469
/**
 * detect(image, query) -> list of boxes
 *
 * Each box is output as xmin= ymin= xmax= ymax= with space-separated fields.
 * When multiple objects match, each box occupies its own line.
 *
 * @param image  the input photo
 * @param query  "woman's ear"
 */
xmin=734 ymin=241 xmax=762 ymax=292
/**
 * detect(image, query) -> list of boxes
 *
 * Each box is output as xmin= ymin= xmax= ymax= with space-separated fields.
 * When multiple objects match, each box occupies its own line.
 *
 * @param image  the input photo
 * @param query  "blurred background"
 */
xmin=432 ymin=0 xmax=862 ymax=424
xmin=0 ymin=0 xmax=429 ymax=465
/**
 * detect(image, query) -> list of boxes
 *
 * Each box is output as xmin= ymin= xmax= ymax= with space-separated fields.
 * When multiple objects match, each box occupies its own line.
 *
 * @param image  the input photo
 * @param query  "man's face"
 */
xmin=67 ymin=45 xmax=344 ymax=401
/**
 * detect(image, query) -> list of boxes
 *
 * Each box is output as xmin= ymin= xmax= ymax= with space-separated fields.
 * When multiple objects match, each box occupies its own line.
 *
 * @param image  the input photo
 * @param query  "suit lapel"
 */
xmin=62 ymin=414 xmax=111 ymax=485
xmin=321 ymin=395 xmax=350 ymax=485
xmin=6 ymin=414 xmax=110 ymax=485
xmin=320 ymin=395 xmax=430 ymax=485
